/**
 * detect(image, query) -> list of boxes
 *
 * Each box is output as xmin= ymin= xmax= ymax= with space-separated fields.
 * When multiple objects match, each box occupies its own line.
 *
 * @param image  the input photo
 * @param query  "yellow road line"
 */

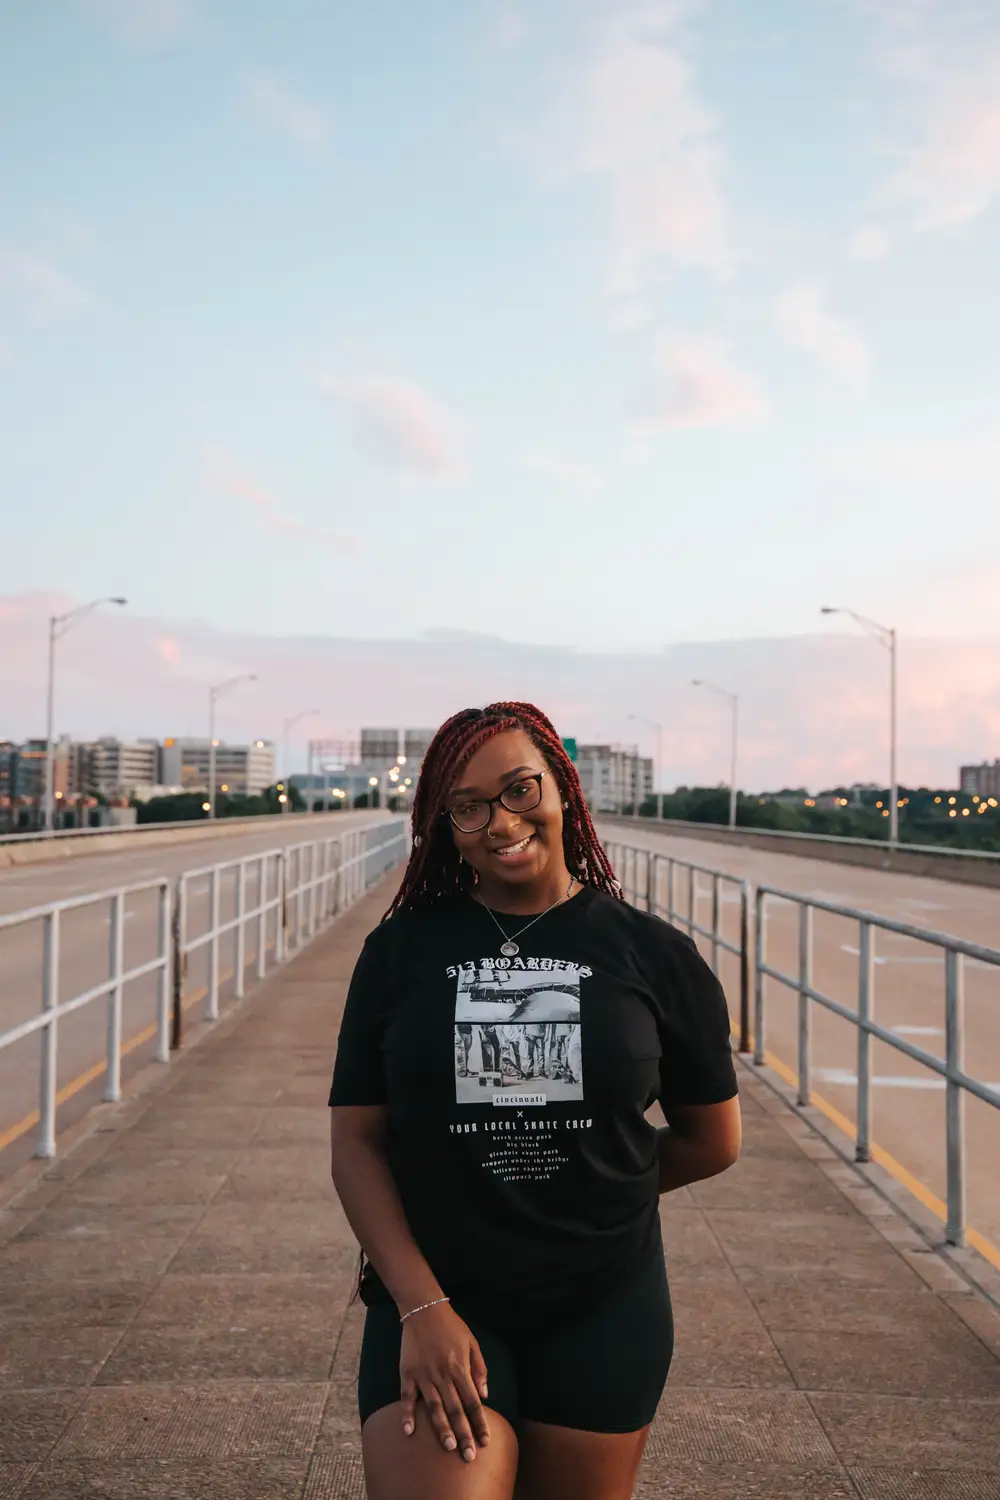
xmin=734 ymin=1022 xmax=1000 ymax=1274
xmin=0 ymin=975 xmax=221 ymax=1155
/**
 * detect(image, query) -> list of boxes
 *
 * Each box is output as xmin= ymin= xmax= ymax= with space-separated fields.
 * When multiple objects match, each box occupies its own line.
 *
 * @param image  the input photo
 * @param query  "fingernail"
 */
xmin=482 ymin=1384 xmax=489 ymax=1399
xmin=444 ymin=1436 xmax=457 ymax=1451
xmin=403 ymin=1422 xmax=413 ymax=1436
xmin=463 ymin=1446 xmax=476 ymax=1463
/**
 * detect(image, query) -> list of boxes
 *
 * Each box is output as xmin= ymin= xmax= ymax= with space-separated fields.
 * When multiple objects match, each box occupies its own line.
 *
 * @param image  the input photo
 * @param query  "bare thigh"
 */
xmin=363 ymin=1400 xmax=519 ymax=1500
xmin=513 ymin=1419 xmax=651 ymax=1500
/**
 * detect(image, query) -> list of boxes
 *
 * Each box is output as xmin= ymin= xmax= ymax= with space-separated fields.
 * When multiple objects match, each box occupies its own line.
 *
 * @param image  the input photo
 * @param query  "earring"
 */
xmin=562 ymin=801 xmax=569 ymax=810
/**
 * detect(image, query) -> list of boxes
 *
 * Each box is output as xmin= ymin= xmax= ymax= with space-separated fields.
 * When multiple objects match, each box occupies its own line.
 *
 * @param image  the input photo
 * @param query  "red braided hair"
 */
xmin=385 ymin=701 xmax=622 ymax=918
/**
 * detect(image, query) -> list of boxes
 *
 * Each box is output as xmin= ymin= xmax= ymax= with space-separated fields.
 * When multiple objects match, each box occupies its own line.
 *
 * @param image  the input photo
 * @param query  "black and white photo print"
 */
xmin=453 ymin=958 xmax=585 ymax=1105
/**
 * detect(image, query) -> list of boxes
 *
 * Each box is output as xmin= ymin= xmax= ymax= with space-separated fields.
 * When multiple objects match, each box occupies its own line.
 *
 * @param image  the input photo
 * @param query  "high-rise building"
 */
xmin=361 ymin=728 xmax=401 ymax=763
xmin=575 ymin=744 xmax=653 ymax=813
xmin=403 ymin=728 xmax=435 ymax=763
xmin=960 ymin=761 xmax=1000 ymax=799
xmin=158 ymin=738 xmax=275 ymax=796
xmin=79 ymin=738 xmax=160 ymax=797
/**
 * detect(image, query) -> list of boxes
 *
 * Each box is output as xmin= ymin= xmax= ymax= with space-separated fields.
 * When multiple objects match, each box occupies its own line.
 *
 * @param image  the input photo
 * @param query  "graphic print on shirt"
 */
xmin=453 ymin=958 xmax=586 ymax=1105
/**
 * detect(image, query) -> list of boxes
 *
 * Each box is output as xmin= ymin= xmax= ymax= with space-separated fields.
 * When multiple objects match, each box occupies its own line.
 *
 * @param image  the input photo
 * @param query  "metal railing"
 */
xmin=0 ymin=807 xmax=357 ymax=847
xmin=606 ymin=840 xmax=751 ymax=1052
xmin=754 ymin=885 xmax=1000 ymax=1247
xmin=600 ymin=813 xmax=1000 ymax=864
xmin=0 ymin=819 xmax=407 ymax=1160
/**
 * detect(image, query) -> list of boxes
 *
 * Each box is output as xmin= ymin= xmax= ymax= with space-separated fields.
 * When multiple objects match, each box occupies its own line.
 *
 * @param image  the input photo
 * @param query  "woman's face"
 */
xmin=446 ymin=729 xmax=567 ymax=891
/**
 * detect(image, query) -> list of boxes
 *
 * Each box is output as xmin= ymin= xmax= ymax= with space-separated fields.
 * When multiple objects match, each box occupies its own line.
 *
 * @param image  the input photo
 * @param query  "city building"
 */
xmin=79 ymin=738 xmax=160 ymax=797
xmin=158 ymin=738 xmax=275 ymax=796
xmin=960 ymin=761 xmax=1000 ymax=799
xmin=576 ymin=744 xmax=653 ymax=813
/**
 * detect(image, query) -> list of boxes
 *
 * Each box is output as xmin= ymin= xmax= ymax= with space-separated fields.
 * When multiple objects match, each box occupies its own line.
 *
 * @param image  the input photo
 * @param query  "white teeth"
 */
xmin=496 ymin=836 xmax=532 ymax=856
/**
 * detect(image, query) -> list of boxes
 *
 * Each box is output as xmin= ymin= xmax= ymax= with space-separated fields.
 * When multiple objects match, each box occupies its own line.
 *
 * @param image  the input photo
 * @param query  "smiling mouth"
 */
xmin=493 ymin=834 xmax=535 ymax=858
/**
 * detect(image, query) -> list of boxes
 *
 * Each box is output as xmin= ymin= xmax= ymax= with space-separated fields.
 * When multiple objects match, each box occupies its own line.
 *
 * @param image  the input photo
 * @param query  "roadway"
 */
xmin=598 ymin=821 xmax=1000 ymax=1263
xmin=0 ymin=811 xmax=393 ymax=1173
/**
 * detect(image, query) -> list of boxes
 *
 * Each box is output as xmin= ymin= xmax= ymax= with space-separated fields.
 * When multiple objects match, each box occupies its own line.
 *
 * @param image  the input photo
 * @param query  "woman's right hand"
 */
xmin=399 ymin=1302 xmax=490 ymax=1462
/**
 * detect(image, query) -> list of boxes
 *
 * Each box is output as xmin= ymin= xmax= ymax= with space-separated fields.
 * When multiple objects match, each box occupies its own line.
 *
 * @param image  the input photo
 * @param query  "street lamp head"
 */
xmin=820 ymin=606 xmax=836 ymax=615
xmin=691 ymin=678 xmax=703 ymax=687
xmin=110 ymin=597 xmax=128 ymax=607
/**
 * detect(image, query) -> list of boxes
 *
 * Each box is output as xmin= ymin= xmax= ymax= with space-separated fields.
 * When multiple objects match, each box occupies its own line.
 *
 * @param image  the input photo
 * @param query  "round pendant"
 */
xmin=500 ymin=941 xmax=519 ymax=958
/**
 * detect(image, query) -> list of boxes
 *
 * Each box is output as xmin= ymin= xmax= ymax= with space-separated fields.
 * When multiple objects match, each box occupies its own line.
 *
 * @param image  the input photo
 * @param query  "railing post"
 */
xmin=667 ymin=860 xmax=675 ymax=924
xmin=276 ymin=851 xmax=286 ymax=963
xmin=234 ymin=859 xmax=246 ymax=1001
xmin=738 ymin=881 xmax=751 ymax=1054
xmin=753 ymin=890 xmax=766 ymax=1066
xmin=856 ymin=920 xmax=874 ymax=1163
xmin=710 ymin=874 xmax=721 ymax=975
xmin=687 ymin=865 xmax=696 ymax=938
xmin=944 ymin=949 xmax=966 ymax=1246
xmin=208 ymin=866 xmax=220 ymax=1020
xmin=256 ymin=855 xmax=267 ymax=980
xmin=650 ymin=855 xmax=661 ymax=918
xmin=797 ymin=903 xmax=813 ymax=1106
xmin=104 ymin=891 xmax=124 ymax=1102
xmin=309 ymin=842 xmax=318 ymax=936
xmin=296 ymin=846 xmax=305 ymax=949
xmin=37 ymin=909 xmax=60 ymax=1158
xmin=155 ymin=881 xmax=171 ymax=1064
xmin=171 ymin=875 xmax=185 ymax=1051
xmin=645 ymin=850 xmax=653 ymax=912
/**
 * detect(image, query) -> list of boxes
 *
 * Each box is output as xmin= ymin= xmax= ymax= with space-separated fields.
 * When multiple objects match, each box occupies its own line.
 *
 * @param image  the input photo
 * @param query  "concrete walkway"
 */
xmin=2 ymin=876 xmax=999 ymax=1499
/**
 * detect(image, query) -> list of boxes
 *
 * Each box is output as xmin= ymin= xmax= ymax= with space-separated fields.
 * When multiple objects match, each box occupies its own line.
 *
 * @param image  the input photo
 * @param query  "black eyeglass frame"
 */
xmin=444 ymin=771 xmax=547 ymax=833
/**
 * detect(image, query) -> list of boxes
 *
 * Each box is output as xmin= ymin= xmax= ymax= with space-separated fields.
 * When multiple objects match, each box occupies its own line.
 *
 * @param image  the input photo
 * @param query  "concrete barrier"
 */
xmin=599 ymin=817 xmax=1000 ymax=891
xmin=0 ymin=811 xmax=362 ymax=870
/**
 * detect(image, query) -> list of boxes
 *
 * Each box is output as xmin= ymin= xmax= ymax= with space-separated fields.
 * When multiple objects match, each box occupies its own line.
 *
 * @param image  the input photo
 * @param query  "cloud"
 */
xmin=562 ymin=4 xmax=727 ymax=306
xmin=2 ymin=592 xmax=998 ymax=789
xmin=847 ymin=227 xmax=892 ymax=262
xmin=319 ymin=375 xmax=465 ymax=478
xmin=645 ymin=338 xmax=768 ymax=430
xmin=204 ymin=443 xmax=356 ymax=551
xmin=519 ymin=452 xmax=605 ymax=489
xmin=248 ymin=75 xmax=329 ymax=147
xmin=0 ymin=251 xmax=88 ymax=324
xmin=866 ymin=2 xmax=1000 ymax=231
xmin=776 ymin=285 xmax=869 ymax=392
xmin=82 ymin=0 xmax=193 ymax=46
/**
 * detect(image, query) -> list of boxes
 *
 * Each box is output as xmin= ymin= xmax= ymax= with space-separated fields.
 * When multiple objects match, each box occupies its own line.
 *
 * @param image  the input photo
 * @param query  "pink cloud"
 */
xmin=646 ymin=338 xmax=768 ymax=430
xmin=204 ymin=443 xmax=356 ymax=552
xmin=319 ymin=375 xmax=465 ymax=479
xmin=568 ymin=5 xmax=728 ymax=307
xmin=4 ymin=593 xmax=996 ymax=789
xmin=776 ymin=285 xmax=869 ymax=392
xmin=157 ymin=635 xmax=180 ymax=665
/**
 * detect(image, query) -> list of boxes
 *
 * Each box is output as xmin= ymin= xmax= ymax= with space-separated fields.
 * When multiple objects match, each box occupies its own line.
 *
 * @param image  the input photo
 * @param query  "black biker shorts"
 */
xmin=358 ymin=1247 xmax=673 ymax=1434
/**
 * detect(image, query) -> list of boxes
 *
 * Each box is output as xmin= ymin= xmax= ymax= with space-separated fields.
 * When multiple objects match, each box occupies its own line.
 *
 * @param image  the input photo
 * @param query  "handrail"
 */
xmin=600 ymin=814 xmax=1000 ymax=863
xmin=0 ymin=807 xmax=378 ymax=847
xmin=605 ymin=834 xmax=1000 ymax=1253
xmin=0 ymin=818 xmax=408 ymax=1162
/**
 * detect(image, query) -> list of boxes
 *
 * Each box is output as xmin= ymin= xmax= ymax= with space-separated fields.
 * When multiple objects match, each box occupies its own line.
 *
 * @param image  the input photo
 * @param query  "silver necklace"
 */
xmin=476 ymin=877 xmax=576 ymax=957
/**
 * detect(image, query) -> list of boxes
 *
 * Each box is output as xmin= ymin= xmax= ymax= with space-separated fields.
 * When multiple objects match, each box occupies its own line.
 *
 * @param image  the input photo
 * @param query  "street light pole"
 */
xmin=207 ymin=674 xmax=257 ymax=819
xmin=281 ymin=709 xmax=320 ymax=814
xmin=42 ymin=597 xmax=128 ymax=831
xmin=821 ymin=608 xmax=898 ymax=845
xmin=628 ymin=714 xmax=665 ymax=821
xmin=691 ymin=680 xmax=739 ymax=828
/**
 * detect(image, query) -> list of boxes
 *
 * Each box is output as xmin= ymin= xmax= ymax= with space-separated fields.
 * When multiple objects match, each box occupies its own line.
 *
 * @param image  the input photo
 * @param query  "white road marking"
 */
xmin=816 ymin=1067 xmax=1000 ymax=1091
xmin=892 ymin=1026 xmax=944 ymax=1036
xmin=839 ymin=944 xmax=940 ymax=966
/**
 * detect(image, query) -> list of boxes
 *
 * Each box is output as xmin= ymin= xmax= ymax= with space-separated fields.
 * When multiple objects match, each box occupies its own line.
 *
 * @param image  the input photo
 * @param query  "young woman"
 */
xmin=329 ymin=702 xmax=741 ymax=1500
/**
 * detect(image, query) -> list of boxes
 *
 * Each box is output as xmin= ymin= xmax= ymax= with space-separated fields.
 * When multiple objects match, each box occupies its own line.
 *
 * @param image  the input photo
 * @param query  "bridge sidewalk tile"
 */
xmin=772 ymin=1327 xmax=1000 ymax=1398
xmin=17 ymin=1459 xmax=311 ymax=1499
xmin=808 ymin=1393 xmax=1000 ymax=1469
xmin=849 ymin=1469 xmax=1000 ymax=1499
xmin=0 ymin=1468 xmax=36 ymax=1500
xmin=632 ymin=1465 xmax=858 ymax=1499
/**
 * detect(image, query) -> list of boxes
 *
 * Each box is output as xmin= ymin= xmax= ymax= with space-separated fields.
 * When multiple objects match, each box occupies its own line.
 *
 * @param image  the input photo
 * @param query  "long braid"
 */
xmin=385 ymin=702 xmax=622 ymax=919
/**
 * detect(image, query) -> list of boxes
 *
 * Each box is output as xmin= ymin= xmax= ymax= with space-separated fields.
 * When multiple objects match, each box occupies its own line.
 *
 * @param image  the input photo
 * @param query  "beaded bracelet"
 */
xmin=400 ymin=1295 xmax=450 ymax=1325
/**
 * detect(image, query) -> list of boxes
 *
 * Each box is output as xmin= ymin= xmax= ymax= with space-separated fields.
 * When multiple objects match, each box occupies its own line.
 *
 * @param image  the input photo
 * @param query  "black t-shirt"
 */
xmin=328 ymin=886 xmax=737 ymax=1317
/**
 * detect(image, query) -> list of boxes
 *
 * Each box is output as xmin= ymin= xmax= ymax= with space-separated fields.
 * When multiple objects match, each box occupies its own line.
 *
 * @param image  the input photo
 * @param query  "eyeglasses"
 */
xmin=446 ymin=772 xmax=546 ymax=833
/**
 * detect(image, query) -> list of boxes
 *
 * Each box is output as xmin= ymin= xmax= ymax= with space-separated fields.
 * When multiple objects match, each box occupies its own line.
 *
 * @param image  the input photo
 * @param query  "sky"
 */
xmin=2 ymin=0 xmax=999 ymax=785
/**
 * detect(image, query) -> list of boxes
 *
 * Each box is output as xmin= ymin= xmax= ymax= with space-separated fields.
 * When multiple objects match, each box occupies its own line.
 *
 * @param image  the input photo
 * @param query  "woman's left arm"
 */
xmin=656 ymin=1096 xmax=742 ymax=1194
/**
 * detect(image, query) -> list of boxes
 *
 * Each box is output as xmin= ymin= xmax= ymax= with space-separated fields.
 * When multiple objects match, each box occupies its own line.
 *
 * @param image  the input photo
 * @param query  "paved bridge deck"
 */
xmin=2 ymin=877 xmax=999 ymax=1499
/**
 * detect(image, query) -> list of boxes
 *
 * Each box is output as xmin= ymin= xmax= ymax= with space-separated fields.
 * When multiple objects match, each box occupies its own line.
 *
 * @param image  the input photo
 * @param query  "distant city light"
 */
xmin=876 ymin=801 xmax=883 ymax=809
xmin=949 ymin=809 xmax=957 ymax=817
xmin=948 ymin=796 xmax=956 ymax=805
xmin=220 ymin=784 xmax=229 ymax=792
xmin=882 ymin=809 xmax=889 ymax=817
xmin=211 ymin=738 xmax=220 ymax=747
xmin=962 ymin=807 xmax=971 ymax=816
xmin=934 ymin=796 xmax=941 ymax=804
xmin=278 ymin=793 xmax=287 ymax=804
xmin=202 ymin=801 xmax=211 ymax=811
